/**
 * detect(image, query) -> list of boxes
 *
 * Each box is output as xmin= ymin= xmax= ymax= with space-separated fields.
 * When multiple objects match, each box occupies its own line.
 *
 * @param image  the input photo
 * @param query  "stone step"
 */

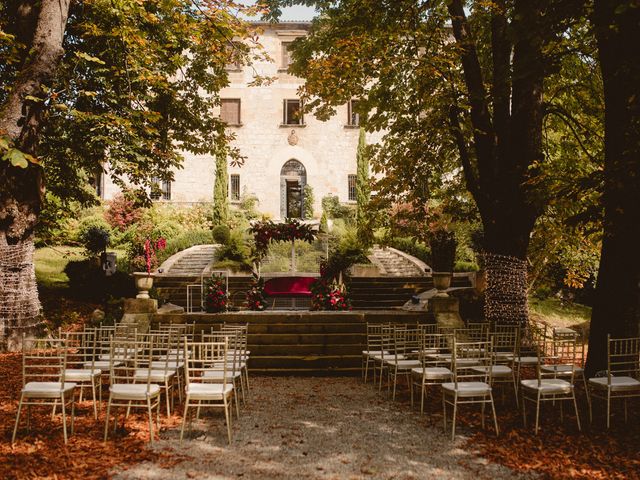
xmin=248 ymin=344 xmax=362 ymax=356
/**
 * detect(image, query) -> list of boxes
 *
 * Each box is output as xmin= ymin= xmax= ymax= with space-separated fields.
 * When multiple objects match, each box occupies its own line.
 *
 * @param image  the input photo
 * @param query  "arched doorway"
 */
xmin=280 ymin=159 xmax=306 ymax=219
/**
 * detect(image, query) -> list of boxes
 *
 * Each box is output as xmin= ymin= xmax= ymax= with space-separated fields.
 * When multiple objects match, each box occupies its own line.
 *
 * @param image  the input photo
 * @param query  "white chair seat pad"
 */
xmin=521 ymin=378 xmax=572 ymax=394
xmin=23 ymin=381 xmax=76 ymax=398
xmin=589 ymin=376 xmax=640 ymax=392
xmin=385 ymin=359 xmax=422 ymax=368
xmin=150 ymin=360 xmax=184 ymax=370
xmin=64 ymin=368 xmax=101 ymax=381
xmin=203 ymin=370 xmax=242 ymax=380
xmin=133 ymin=369 xmax=176 ymax=382
xmin=110 ymin=383 xmax=160 ymax=400
xmin=471 ymin=365 xmax=512 ymax=376
xmin=442 ymin=381 xmax=491 ymax=397
xmin=541 ymin=364 xmax=584 ymax=375
xmin=372 ymin=353 xmax=405 ymax=360
xmin=411 ymin=367 xmax=452 ymax=379
xmin=513 ymin=356 xmax=539 ymax=365
xmin=186 ymin=383 xmax=233 ymax=400
xmin=363 ymin=350 xmax=388 ymax=356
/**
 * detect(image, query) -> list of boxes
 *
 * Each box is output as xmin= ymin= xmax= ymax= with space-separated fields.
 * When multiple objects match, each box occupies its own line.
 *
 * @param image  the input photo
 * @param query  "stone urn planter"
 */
xmin=133 ymin=272 xmax=155 ymax=299
xmin=432 ymin=272 xmax=452 ymax=297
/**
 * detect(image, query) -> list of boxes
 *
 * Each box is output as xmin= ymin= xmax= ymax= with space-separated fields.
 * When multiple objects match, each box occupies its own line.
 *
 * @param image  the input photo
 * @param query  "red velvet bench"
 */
xmin=263 ymin=276 xmax=316 ymax=309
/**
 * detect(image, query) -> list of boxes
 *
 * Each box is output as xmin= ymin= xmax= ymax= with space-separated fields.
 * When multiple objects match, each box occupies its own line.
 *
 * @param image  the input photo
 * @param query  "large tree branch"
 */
xmin=448 ymin=103 xmax=481 ymax=201
xmin=447 ymin=0 xmax=495 ymax=175
xmin=490 ymin=0 xmax=511 ymax=139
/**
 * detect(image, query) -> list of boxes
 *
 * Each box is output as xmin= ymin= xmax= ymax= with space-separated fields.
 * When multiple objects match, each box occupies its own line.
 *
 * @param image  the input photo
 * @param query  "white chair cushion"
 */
xmin=589 ymin=376 xmax=640 ymax=392
xmin=363 ymin=350 xmax=388 ymax=356
xmin=442 ymin=381 xmax=491 ymax=397
xmin=372 ymin=353 xmax=405 ymax=360
xmin=521 ymin=378 xmax=572 ymax=394
xmin=110 ymin=383 xmax=160 ymax=400
xmin=513 ymin=356 xmax=539 ymax=365
xmin=385 ymin=359 xmax=421 ymax=368
xmin=23 ymin=382 xmax=76 ymax=398
xmin=133 ymin=369 xmax=175 ymax=382
xmin=411 ymin=367 xmax=452 ymax=379
xmin=186 ymin=383 xmax=233 ymax=400
xmin=471 ymin=365 xmax=512 ymax=376
xmin=203 ymin=370 xmax=242 ymax=380
xmin=64 ymin=368 xmax=101 ymax=381
xmin=541 ymin=364 xmax=584 ymax=375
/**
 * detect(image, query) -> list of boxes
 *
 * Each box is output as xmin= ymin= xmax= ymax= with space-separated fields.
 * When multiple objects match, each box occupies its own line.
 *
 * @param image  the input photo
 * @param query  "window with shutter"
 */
xmin=348 ymin=99 xmax=360 ymax=126
xmin=283 ymin=99 xmax=303 ymax=125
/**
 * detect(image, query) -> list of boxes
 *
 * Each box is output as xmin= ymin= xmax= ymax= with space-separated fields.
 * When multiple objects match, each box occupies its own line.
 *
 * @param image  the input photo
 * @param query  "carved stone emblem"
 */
xmin=287 ymin=129 xmax=299 ymax=146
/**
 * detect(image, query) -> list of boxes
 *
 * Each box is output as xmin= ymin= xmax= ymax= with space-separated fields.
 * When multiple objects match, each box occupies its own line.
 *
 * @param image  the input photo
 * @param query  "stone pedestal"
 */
xmin=428 ymin=296 xmax=465 ymax=330
xmin=120 ymin=298 xmax=157 ymax=332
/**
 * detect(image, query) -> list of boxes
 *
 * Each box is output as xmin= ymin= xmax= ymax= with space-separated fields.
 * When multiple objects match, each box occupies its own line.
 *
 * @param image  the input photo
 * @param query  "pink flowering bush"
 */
xmin=104 ymin=194 xmax=143 ymax=232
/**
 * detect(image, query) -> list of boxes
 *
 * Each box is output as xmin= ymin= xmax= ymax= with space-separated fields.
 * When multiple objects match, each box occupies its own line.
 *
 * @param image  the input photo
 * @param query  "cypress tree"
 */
xmin=213 ymin=152 xmax=229 ymax=226
xmin=356 ymin=127 xmax=371 ymax=238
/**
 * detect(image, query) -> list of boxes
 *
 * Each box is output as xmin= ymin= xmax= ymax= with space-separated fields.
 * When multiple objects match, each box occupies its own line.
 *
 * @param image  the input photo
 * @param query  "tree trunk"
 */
xmin=447 ymin=0 xmax=544 ymax=327
xmin=0 ymin=0 xmax=71 ymax=349
xmin=585 ymin=0 xmax=640 ymax=376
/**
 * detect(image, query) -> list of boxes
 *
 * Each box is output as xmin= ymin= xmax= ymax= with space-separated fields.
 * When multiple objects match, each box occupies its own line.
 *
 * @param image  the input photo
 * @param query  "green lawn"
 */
xmin=35 ymin=246 xmax=126 ymax=289
xmin=529 ymin=296 xmax=591 ymax=337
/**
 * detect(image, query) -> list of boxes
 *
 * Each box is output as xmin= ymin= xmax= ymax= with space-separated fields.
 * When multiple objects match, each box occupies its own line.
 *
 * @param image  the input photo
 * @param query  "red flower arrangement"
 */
xmin=205 ymin=274 xmax=228 ymax=313
xmin=249 ymin=219 xmax=317 ymax=260
xmin=246 ymin=276 xmax=267 ymax=311
xmin=310 ymin=277 xmax=351 ymax=311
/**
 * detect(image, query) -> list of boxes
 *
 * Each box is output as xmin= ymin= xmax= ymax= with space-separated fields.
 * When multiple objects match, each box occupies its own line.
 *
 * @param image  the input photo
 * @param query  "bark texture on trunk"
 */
xmin=0 ymin=0 xmax=71 ymax=348
xmin=448 ymin=0 xmax=545 ymax=326
xmin=585 ymin=0 xmax=640 ymax=376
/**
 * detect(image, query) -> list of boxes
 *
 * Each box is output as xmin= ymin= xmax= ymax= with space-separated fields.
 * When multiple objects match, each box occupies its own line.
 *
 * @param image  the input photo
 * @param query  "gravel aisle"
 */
xmin=112 ymin=377 xmax=533 ymax=480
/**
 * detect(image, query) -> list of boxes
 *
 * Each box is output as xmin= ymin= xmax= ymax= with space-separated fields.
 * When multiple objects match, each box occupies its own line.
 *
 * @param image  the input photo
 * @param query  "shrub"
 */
xmin=204 ymin=274 xmax=228 ymax=313
xmin=80 ymin=226 xmax=110 ymax=258
xmin=217 ymin=229 xmax=251 ymax=263
xmin=64 ymin=259 xmax=135 ymax=301
xmin=388 ymin=237 xmax=431 ymax=264
xmin=454 ymin=261 xmax=479 ymax=272
xmin=212 ymin=225 xmax=231 ymax=245
xmin=104 ymin=194 xmax=143 ymax=232
xmin=76 ymin=212 xmax=112 ymax=245
xmin=321 ymin=195 xmax=355 ymax=221
xmin=429 ymin=229 xmax=457 ymax=272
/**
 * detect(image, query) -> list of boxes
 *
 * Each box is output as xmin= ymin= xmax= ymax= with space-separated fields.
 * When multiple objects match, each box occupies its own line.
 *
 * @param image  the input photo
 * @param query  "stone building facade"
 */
xmin=101 ymin=21 xmax=376 ymax=220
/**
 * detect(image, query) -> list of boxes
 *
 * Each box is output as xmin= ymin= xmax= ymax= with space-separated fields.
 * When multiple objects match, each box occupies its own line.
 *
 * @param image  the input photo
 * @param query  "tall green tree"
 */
xmin=355 ymin=126 xmax=371 ymax=240
xmin=213 ymin=152 xmax=229 ymax=226
xmin=585 ymin=0 xmax=640 ymax=375
xmin=267 ymin=0 xmax=587 ymax=326
xmin=0 ymin=0 xmax=260 ymax=345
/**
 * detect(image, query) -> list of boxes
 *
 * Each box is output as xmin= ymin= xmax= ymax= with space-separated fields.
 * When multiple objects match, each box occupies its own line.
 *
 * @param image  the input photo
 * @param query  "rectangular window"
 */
xmin=348 ymin=99 xmax=360 ymax=126
xmin=220 ymin=98 xmax=241 ymax=125
xmin=283 ymin=99 xmax=303 ymax=125
xmin=348 ymin=174 xmax=357 ymax=201
xmin=281 ymin=41 xmax=293 ymax=68
xmin=230 ymin=174 xmax=240 ymax=201
xmin=151 ymin=177 xmax=171 ymax=201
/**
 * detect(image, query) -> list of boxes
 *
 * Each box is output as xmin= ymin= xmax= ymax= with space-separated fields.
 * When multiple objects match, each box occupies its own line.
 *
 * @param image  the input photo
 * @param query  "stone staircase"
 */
xmin=161 ymin=244 xmax=217 ymax=275
xmin=153 ymin=311 xmax=427 ymax=375
xmin=368 ymin=246 xmax=426 ymax=277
